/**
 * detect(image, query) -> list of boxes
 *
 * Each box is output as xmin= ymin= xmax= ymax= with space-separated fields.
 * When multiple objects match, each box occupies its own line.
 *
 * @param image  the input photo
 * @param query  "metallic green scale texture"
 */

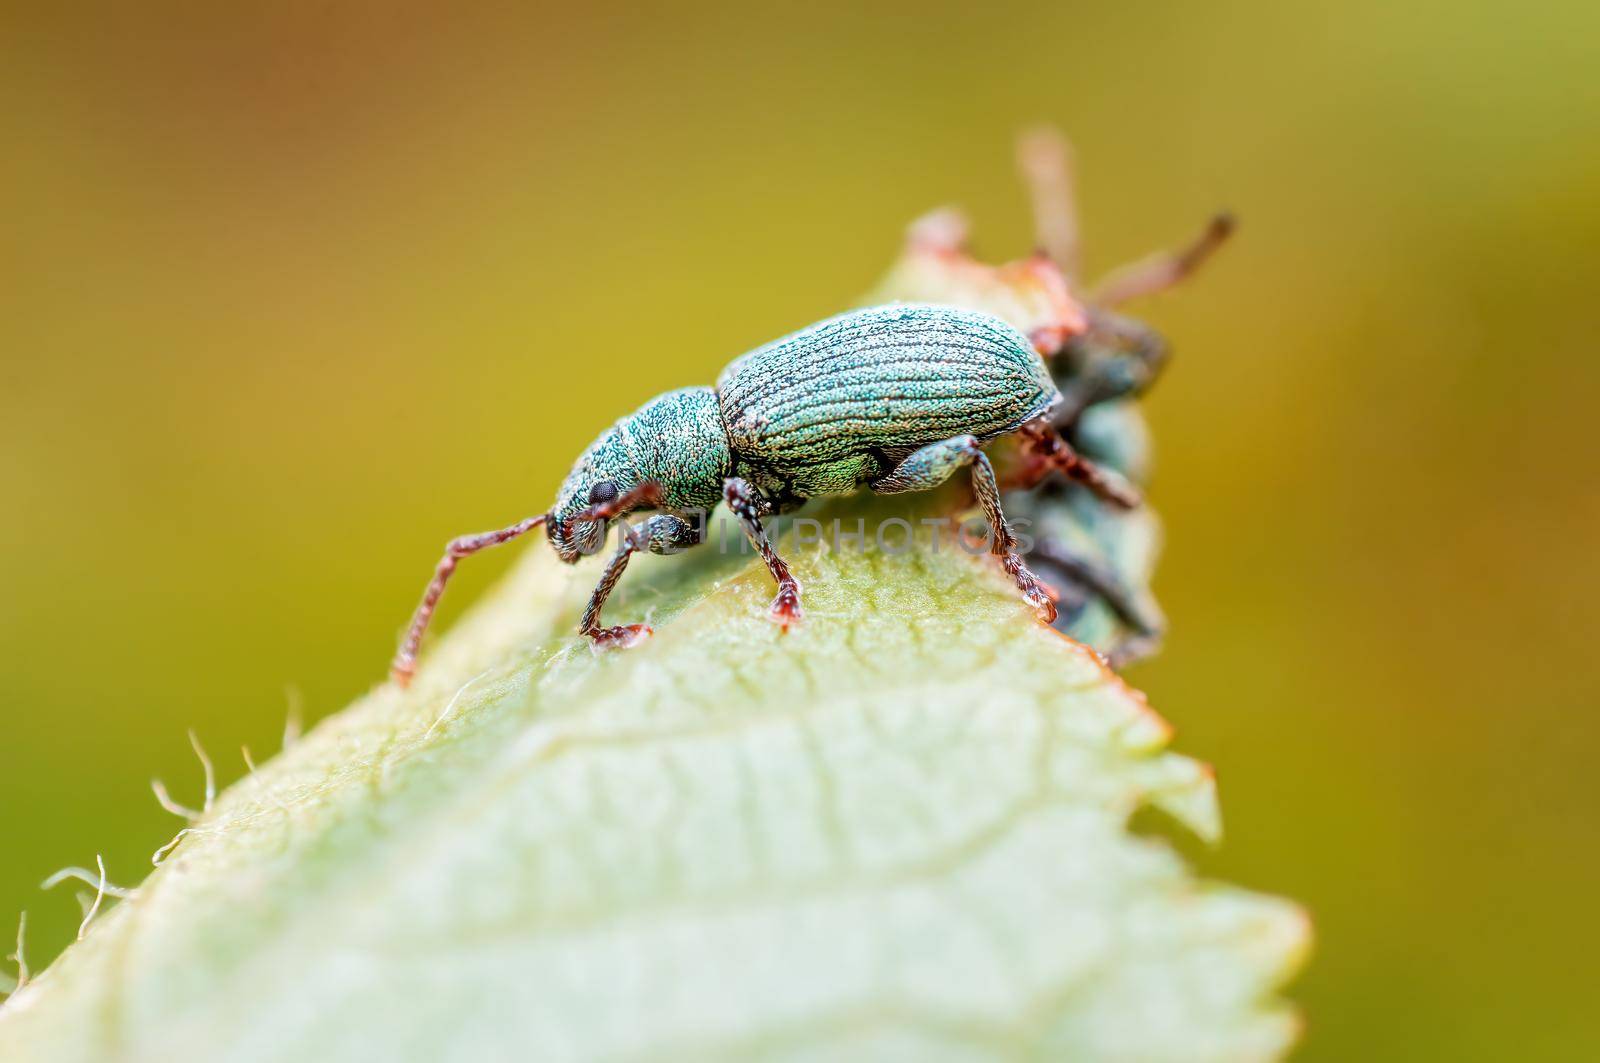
xmin=391 ymin=303 xmax=1115 ymax=685
xmin=551 ymin=303 xmax=1057 ymax=546
xmin=547 ymin=387 xmax=731 ymax=556
xmin=717 ymin=304 xmax=1058 ymax=499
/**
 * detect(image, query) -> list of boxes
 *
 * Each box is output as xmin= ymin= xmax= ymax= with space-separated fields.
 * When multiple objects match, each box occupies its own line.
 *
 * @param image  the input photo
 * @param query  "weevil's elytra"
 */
xmin=389 ymin=303 xmax=1136 ymax=687
xmin=717 ymin=305 xmax=1059 ymax=498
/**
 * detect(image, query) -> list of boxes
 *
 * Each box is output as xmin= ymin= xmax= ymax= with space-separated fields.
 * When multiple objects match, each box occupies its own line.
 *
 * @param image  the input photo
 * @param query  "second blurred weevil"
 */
xmin=389 ymin=303 xmax=1138 ymax=686
xmin=865 ymin=127 xmax=1235 ymax=667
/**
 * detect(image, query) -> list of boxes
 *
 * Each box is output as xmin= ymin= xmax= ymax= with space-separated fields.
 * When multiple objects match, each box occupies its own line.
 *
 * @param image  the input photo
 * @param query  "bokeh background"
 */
xmin=3 ymin=2 xmax=1597 ymax=1058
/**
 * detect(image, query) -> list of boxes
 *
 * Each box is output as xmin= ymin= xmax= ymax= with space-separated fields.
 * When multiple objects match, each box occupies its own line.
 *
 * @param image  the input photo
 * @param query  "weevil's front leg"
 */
xmin=1014 ymin=421 xmax=1143 ymax=509
xmin=580 ymin=514 xmax=702 ymax=648
xmin=871 ymin=436 xmax=1057 ymax=624
xmin=579 ymin=533 xmax=649 ymax=649
xmin=1028 ymin=536 xmax=1167 ymax=669
xmin=723 ymin=478 xmax=803 ymax=629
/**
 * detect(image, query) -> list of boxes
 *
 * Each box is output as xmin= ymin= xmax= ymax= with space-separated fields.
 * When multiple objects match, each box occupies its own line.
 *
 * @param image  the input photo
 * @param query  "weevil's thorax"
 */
xmin=619 ymin=387 xmax=733 ymax=510
xmin=546 ymin=387 xmax=731 ymax=562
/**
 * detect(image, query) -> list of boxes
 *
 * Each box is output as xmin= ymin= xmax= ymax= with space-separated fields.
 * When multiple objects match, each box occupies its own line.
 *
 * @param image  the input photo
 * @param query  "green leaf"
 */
xmin=0 ymin=497 xmax=1307 ymax=1062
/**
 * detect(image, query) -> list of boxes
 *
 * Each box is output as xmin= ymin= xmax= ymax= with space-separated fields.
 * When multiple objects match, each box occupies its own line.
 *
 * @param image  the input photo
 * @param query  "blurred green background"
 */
xmin=2 ymin=2 xmax=1596 ymax=1058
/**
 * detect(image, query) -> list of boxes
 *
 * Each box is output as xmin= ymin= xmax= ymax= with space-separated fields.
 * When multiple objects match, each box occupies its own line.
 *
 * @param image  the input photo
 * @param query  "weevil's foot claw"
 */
xmin=587 ymin=623 xmax=653 ymax=650
xmin=1027 ymin=589 xmax=1060 ymax=626
xmin=1003 ymin=555 xmax=1059 ymax=626
xmin=769 ymin=583 xmax=803 ymax=630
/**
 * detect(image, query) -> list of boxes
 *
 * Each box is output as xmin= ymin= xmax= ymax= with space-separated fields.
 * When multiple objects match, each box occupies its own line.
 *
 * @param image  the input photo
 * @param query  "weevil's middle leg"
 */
xmin=580 ymin=514 xmax=702 ymax=648
xmin=872 ymin=436 xmax=1057 ymax=624
xmin=723 ymin=478 xmax=803 ymax=628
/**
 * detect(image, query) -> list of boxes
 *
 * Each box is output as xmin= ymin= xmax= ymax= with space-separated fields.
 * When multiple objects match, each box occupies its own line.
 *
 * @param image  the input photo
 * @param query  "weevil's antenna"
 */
xmin=391 ymin=513 xmax=549 ymax=688
xmin=1090 ymin=211 xmax=1237 ymax=307
xmin=1017 ymin=126 xmax=1081 ymax=282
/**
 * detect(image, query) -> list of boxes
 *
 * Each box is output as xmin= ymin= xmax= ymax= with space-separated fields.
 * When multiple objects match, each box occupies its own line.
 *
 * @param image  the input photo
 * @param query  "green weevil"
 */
xmin=864 ymin=126 xmax=1232 ymax=666
xmin=389 ymin=302 xmax=1137 ymax=686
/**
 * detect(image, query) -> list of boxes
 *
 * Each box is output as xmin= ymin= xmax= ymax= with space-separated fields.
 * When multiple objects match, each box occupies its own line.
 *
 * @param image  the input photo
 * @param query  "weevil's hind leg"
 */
xmin=872 ymin=436 xmax=1057 ymax=624
xmin=723 ymin=478 xmax=803 ymax=628
xmin=1028 ymin=536 xmax=1166 ymax=669
xmin=1016 ymin=126 xmax=1081 ymax=280
xmin=391 ymin=513 xmax=547 ymax=686
xmin=1090 ymin=212 xmax=1236 ymax=308
xmin=580 ymin=514 xmax=703 ymax=648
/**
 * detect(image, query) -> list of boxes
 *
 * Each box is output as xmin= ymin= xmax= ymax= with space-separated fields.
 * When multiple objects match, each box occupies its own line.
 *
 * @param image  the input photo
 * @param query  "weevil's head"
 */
xmin=545 ymin=387 xmax=732 ymax=564
xmin=546 ymin=426 xmax=639 ymax=563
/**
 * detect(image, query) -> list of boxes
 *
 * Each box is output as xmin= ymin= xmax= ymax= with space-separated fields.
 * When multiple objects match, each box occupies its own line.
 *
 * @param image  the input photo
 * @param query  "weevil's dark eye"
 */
xmin=587 ymin=481 xmax=619 ymax=506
